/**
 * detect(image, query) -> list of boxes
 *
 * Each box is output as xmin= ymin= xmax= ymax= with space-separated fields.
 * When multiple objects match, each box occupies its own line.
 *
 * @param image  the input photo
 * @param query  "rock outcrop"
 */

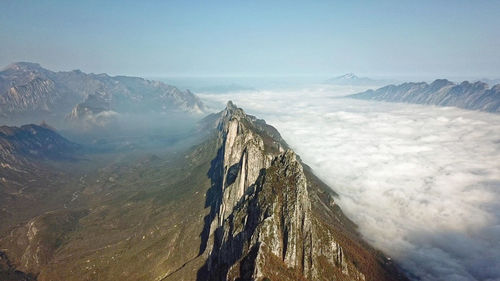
xmin=197 ymin=101 xmax=406 ymax=281
xmin=0 ymin=101 xmax=408 ymax=281
xmin=347 ymin=79 xmax=500 ymax=113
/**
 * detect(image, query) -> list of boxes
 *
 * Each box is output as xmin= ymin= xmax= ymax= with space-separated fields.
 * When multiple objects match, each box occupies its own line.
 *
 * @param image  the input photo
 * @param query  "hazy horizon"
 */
xmin=2 ymin=0 xmax=500 ymax=79
xmin=1 ymin=1 xmax=499 ymax=281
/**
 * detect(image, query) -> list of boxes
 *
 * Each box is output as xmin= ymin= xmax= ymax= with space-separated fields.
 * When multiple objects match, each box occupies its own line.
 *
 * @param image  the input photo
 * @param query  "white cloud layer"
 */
xmin=199 ymin=85 xmax=500 ymax=281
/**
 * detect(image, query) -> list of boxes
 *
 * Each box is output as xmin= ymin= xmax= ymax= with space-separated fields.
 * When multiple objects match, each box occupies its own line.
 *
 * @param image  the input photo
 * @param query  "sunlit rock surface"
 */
xmin=198 ymin=101 xmax=407 ymax=281
xmin=0 ymin=101 xmax=408 ymax=281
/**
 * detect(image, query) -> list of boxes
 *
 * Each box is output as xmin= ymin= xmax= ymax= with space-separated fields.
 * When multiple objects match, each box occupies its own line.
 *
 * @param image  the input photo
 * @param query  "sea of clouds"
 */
xmin=199 ymin=84 xmax=500 ymax=281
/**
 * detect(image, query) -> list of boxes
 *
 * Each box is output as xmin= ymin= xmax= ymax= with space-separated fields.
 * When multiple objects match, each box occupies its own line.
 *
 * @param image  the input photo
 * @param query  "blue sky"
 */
xmin=1 ymin=0 xmax=499 ymax=79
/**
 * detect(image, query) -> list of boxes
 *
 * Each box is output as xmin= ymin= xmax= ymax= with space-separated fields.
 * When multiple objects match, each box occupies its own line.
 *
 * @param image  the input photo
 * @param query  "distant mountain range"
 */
xmin=324 ymin=73 xmax=393 ymax=86
xmin=0 ymin=62 xmax=206 ymax=127
xmin=480 ymin=78 xmax=500 ymax=85
xmin=347 ymin=79 xmax=500 ymax=113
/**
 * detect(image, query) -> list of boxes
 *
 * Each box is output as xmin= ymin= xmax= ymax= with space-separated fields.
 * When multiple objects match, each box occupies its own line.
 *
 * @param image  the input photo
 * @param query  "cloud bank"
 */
xmin=199 ymin=85 xmax=500 ymax=281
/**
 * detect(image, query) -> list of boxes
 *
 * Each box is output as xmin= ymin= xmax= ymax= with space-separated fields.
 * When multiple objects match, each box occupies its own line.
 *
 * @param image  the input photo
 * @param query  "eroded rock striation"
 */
xmin=0 ymin=101 xmax=408 ymax=281
xmin=198 ymin=101 xmax=406 ymax=281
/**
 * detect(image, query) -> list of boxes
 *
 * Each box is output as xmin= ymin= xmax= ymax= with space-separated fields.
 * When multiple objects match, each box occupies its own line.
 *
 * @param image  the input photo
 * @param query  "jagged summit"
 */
xmin=222 ymin=100 xmax=246 ymax=120
xmin=196 ymin=101 xmax=407 ymax=281
xmin=226 ymin=100 xmax=237 ymax=109
xmin=0 ymin=102 xmax=408 ymax=281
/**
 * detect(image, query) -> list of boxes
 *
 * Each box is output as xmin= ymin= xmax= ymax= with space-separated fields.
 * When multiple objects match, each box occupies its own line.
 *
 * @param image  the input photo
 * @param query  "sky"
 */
xmin=1 ymin=0 xmax=500 ymax=79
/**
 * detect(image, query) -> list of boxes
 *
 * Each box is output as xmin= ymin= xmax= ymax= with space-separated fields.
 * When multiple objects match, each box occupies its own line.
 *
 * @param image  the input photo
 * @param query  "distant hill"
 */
xmin=0 ymin=62 xmax=206 ymax=127
xmin=324 ymin=73 xmax=392 ymax=86
xmin=0 ymin=123 xmax=79 ymax=190
xmin=0 ymin=123 xmax=78 ymax=165
xmin=347 ymin=79 xmax=500 ymax=113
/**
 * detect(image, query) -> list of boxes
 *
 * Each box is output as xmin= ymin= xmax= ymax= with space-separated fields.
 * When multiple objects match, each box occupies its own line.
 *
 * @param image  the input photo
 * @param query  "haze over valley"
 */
xmin=1 ymin=1 xmax=500 ymax=281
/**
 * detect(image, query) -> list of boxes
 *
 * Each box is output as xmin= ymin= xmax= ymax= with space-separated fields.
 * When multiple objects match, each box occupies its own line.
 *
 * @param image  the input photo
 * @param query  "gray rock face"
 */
xmin=347 ymin=79 xmax=500 ymax=113
xmin=0 ymin=62 xmax=206 ymax=122
xmin=197 ymin=102 xmax=405 ymax=281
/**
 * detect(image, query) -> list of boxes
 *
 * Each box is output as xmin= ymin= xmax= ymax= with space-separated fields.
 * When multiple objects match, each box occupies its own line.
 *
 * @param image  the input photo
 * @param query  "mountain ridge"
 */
xmin=0 ymin=62 xmax=206 ymax=126
xmin=0 ymin=102 xmax=408 ymax=281
xmin=196 ymin=101 xmax=408 ymax=281
xmin=347 ymin=79 xmax=500 ymax=112
xmin=0 ymin=123 xmax=79 ymax=164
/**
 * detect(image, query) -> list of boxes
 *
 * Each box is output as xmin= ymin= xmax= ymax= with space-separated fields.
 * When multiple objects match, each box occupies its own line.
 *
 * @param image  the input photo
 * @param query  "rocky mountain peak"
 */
xmin=430 ymin=78 xmax=453 ymax=88
xmin=221 ymin=100 xmax=246 ymax=120
xmin=0 ymin=101 xmax=409 ymax=281
xmin=195 ymin=102 xmax=405 ymax=281
xmin=3 ymin=62 xmax=45 ymax=72
xmin=226 ymin=100 xmax=237 ymax=110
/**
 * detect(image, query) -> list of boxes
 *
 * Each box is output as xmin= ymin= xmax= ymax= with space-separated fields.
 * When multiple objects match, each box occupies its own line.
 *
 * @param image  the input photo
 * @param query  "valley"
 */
xmin=0 ymin=102 xmax=409 ymax=281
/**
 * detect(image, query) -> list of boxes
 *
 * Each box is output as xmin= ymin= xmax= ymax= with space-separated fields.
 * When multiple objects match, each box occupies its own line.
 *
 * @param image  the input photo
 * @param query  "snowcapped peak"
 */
xmin=340 ymin=73 xmax=358 ymax=79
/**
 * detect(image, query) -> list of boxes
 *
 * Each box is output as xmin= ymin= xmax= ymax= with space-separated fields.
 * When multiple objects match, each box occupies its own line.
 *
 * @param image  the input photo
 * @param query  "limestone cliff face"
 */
xmin=0 ymin=102 xmax=408 ymax=281
xmin=212 ymin=102 xmax=279 ymax=227
xmin=198 ymin=102 xmax=377 ymax=281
